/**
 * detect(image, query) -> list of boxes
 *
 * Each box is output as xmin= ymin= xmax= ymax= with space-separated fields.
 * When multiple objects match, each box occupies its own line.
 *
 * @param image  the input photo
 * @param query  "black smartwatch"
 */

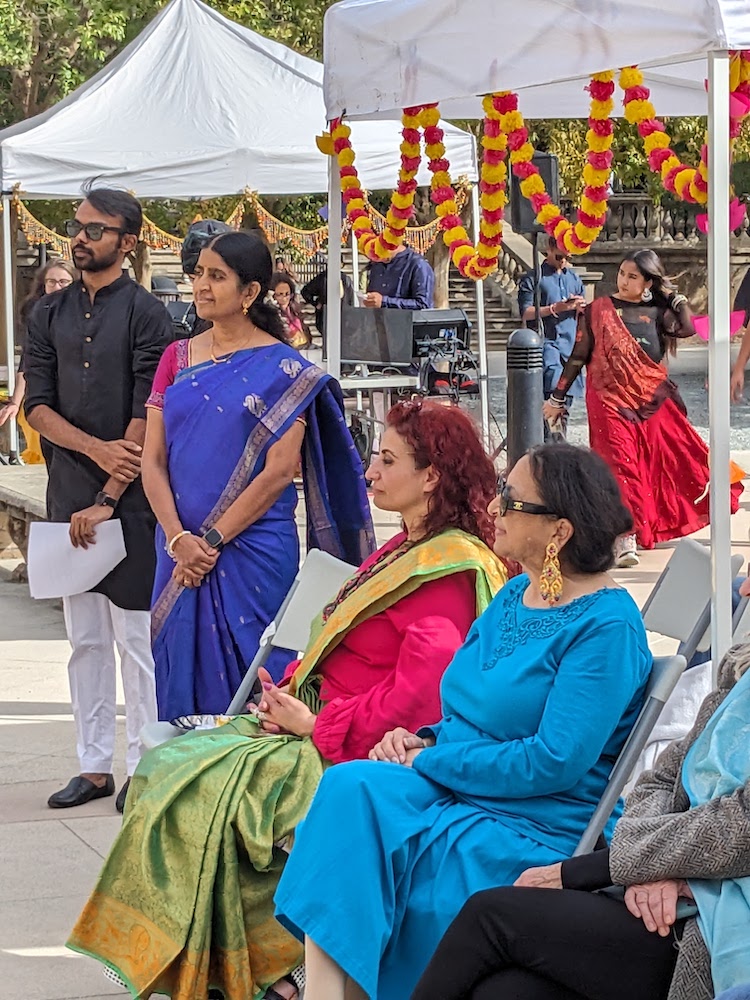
xmin=202 ymin=527 xmax=225 ymax=551
xmin=94 ymin=491 xmax=118 ymax=510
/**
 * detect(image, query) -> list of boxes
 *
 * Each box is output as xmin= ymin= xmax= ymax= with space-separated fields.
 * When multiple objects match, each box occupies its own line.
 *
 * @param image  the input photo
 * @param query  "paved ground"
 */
xmin=3 ymin=346 xmax=750 ymax=999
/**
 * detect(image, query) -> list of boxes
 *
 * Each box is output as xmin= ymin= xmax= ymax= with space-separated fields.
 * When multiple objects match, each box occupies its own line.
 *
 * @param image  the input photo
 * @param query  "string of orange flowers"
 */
xmin=333 ymin=104 xmax=507 ymax=278
xmin=494 ymin=72 xmax=615 ymax=255
xmin=619 ymin=54 xmax=750 ymax=229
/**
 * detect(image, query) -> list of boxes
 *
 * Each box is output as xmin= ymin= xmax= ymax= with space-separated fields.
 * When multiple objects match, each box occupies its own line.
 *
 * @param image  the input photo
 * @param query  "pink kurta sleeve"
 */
xmin=146 ymin=339 xmax=181 ymax=410
xmin=311 ymin=571 xmax=477 ymax=764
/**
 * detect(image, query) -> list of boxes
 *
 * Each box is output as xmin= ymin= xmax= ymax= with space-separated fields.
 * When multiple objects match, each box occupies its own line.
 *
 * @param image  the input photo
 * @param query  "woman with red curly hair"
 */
xmin=69 ymin=401 xmax=509 ymax=1000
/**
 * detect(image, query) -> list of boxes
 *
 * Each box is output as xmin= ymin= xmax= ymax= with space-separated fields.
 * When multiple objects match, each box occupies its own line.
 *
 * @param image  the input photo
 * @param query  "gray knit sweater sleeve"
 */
xmin=609 ymin=647 xmax=750 ymax=886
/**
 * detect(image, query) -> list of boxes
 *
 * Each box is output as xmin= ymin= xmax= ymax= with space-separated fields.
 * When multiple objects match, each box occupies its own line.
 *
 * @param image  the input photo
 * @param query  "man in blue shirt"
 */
xmin=364 ymin=244 xmax=435 ymax=310
xmin=517 ymin=237 xmax=586 ymax=438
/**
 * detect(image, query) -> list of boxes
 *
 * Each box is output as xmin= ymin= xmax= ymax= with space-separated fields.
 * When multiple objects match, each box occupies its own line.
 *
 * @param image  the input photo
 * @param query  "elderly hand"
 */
xmin=513 ymin=862 xmax=563 ymax=889
xmin=363 ymin=291 xmax=383 ymax=308
xmin=250 ymin=666 xmax=316 ymax=737
xmin=624 ymin=879 xmax=692 ymax=936
xmin=369 ymin=727 xmax=434 ymax=764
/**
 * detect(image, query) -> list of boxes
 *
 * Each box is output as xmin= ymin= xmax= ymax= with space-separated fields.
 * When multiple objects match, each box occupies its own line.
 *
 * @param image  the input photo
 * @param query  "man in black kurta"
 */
xmin=25 ymin=187 xmax=171 ymax=811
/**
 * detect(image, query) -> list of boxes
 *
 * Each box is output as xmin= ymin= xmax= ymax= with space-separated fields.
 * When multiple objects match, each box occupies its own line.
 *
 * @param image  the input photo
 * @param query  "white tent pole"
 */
xmin=2 ymin=193 xmax=18 ymax=457
xmin=326 ymin=156 xmax=343 ymax=380
xmin=707 ymin=49 xmax=732 ymax=673
xmin=350 ymin=225 xmax=360 ymax=294
xmin=470 ymin=182 xmax=490 ymax=441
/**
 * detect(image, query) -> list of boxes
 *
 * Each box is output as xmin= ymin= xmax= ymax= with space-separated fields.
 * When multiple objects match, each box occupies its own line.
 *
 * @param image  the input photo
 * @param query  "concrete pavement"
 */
xmin=2 ymin=494 xmax=750 ymax=999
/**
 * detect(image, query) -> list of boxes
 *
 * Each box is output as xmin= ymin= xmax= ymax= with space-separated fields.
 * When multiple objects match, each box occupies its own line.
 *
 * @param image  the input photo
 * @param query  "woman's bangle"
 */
xmin=167 ymin=529 xmax=192 ymax=559
xmin=549 ymin=303 xmax=559 ymax=318
xmin=547 ymin=395 xmax=566 ymax=408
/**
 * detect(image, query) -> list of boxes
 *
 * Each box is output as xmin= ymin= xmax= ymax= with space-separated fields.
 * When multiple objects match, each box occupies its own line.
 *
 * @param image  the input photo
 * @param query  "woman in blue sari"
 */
xmin=142 ymin=231 xmax=373 ymax=721
xmin=273 ymin=444 xmax=652 ymax=1000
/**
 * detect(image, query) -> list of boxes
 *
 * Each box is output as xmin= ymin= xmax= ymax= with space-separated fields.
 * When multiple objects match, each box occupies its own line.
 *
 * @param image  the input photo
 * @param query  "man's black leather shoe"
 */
xmin=47 ymin=775 xmax=115 ymax=809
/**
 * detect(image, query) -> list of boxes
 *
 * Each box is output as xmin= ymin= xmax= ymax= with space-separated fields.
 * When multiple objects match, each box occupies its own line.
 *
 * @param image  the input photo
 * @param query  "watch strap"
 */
xmin=95 ymin=491 xmax=118 ymax=509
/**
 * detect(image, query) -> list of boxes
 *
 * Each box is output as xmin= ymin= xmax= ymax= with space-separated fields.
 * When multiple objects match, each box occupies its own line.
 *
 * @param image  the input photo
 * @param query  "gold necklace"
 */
xmin=210 ymin=329 xmax=255 ymax=364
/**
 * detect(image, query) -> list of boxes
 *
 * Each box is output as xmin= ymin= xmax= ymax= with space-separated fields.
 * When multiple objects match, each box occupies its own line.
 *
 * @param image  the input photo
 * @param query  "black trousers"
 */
xmin=410 ymin=887 xmax=680 ymax=1000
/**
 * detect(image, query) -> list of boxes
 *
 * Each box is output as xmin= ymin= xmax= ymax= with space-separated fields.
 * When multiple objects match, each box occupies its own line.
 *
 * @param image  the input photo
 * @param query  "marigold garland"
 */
xmin=332 ymin=115 xmax=421 ymax=261
xmin=619 ymin=53 xmax=750 ymax=205
xmin=495 ymin=73 xmax=615 ymax=255
xmin=423 ymin=100 xmax=507 ymax=279
xmin=333 ymin=105 xmax=507 ymax=277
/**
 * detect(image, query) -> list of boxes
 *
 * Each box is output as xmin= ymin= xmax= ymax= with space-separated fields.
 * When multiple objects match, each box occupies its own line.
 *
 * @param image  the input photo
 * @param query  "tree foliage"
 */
xmin=0 ymin=0 xmax=334 ymax=127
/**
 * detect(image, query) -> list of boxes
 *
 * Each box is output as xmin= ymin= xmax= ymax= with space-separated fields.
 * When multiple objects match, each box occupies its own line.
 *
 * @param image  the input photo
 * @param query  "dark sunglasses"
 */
xmin=496 ymin=479 xmax=557 ymax=517
xmin=65 ymin=219 xmax=126 ymax=241
xmin=553 ymin=253 xmax=567 ymax=262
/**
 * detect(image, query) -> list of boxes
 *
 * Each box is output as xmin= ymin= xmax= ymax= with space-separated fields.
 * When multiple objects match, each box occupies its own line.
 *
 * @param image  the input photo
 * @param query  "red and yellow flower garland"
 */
xmin=332 ymin=105 xmax=507 ymax=278
xmin=332 ymin=115 xmax=421 ymax=260
xmin=493 ymin=72 xmax=615 ymax=255
xmin=423 ymin=100 xmax=507 ymax=279
xmin=619 ymin=53 xmax=750 ymax=205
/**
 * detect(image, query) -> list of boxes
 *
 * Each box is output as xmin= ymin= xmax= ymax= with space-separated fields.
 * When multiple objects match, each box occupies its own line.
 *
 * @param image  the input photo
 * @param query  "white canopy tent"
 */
xmin=0 ymin=0 xmax=479 ymax=450
xmin=323 ymin=0 xmax=750 ymax=666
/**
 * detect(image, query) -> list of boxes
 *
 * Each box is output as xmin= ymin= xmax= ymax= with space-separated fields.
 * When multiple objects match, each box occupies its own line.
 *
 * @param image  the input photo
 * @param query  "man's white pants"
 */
xmin=63 ymin=592 xmax=157 ymax=776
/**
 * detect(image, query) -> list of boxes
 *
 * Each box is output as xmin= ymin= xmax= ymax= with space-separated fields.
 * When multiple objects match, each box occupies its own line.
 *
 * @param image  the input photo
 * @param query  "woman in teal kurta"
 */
xmin=274 ymin=444 xmax=652 ymax=1000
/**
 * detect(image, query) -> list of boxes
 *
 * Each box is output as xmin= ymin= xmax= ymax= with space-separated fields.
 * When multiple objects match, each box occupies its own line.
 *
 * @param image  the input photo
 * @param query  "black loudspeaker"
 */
xmin=509 ymin=152 xmax=560 ymax=236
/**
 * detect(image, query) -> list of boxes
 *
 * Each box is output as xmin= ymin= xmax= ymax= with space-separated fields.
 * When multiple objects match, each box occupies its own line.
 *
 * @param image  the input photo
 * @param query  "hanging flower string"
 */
xmin=333 ymin=105 xmax=506 ymax=277
xmin=494 ymin=72 xmax=615 ymax=255
xmin=619 ymin=52 xmax=750 ymax=212
xmin=332 ymin=115 xmax=420 ymax=260
xmin=424 ymin=99 xmax=507 ymax=279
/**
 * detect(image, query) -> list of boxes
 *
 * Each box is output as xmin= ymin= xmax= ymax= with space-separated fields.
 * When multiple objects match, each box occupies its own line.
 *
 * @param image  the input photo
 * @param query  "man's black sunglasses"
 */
xmin=65 ymin=220 xmax=126 ymax=241
xmin=496 ymin=479 xmax=557 ymax=517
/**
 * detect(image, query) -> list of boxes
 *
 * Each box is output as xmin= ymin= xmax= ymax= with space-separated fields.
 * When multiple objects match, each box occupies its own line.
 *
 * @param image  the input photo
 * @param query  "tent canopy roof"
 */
xmin=323 ymin=0 xmax=750 ymax=120
xmin=0 ymin=0 xmax=475 ymax=199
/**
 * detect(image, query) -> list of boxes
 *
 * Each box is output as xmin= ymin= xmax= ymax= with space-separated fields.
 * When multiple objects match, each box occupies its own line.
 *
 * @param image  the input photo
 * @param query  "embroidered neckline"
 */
xmin=482 ymin=580 xmax=624 ymax=671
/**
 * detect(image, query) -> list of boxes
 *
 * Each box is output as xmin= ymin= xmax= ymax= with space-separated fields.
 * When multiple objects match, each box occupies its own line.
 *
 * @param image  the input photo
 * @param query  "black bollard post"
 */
xmin=506 ymin=328 xmax=544 ymax=469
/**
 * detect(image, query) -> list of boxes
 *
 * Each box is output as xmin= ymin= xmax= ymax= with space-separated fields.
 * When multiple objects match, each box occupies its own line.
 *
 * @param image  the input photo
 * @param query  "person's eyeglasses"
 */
xmin=496 ymin=479 xmax=557 ymax=517
xmin=65 ymin=220 xmax=126 ymax=241
xmin=554 ymin=253 xmax=566 ymax=262
xmin=44 ymin=277 xmax=73 ymax=289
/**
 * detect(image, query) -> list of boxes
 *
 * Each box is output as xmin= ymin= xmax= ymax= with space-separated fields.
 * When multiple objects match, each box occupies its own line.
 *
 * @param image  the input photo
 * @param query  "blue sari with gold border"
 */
xmin=151 ymin=341 xmax=373 ymax=719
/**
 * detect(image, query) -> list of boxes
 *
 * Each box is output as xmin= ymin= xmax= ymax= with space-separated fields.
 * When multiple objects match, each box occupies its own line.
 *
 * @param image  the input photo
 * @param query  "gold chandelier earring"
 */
xmin=242 ymin=303 xmax=250 ymax=316
xmin=539 ymin=541 xmax=563 ymax=604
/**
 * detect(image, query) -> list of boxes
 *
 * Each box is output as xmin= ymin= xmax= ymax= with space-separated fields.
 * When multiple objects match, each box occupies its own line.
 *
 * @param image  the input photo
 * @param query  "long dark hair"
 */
xmin=208 ymin=231 xmax=286 ymax=342
xmin=621 ymin=249 xmax=679 ymax=355
xmin=20 ymin=259 xmax=78 ymax=327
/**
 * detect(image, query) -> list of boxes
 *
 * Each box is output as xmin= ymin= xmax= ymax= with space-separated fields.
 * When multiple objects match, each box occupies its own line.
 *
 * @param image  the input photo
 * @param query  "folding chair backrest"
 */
xmin=272 ymin=549 xmax=357 ymax=653
xmin=640 ymin=538 xmax=742 ymax=659
xmin=224 ymin=549 xmax=356 ymax=715
xmin=732 ymin=595 xmax=750 ymax=643
xmin=572 ymin=654 xmax=686 ymax=856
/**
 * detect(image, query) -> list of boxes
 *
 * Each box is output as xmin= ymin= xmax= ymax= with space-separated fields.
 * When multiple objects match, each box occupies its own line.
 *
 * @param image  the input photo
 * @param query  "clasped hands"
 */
xmin=247 ymin=667 xmax=316 ymax=737
xmin=172 ymin=533 xmax=219 ymax=588
xmin=513 ymin=864 xmax=693 ymax=937
xmin=368 ymin=727 xmax=435 ymax=766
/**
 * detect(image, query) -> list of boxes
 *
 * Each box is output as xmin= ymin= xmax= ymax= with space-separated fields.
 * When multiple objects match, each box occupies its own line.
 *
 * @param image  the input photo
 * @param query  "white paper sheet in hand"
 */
xmin=27 ymin=520 xmax=127 ymax=599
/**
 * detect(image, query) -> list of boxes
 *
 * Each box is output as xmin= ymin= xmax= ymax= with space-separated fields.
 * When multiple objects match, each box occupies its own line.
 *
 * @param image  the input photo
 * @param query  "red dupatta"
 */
xmin=585 ymin=296 xmax=681 ymax=421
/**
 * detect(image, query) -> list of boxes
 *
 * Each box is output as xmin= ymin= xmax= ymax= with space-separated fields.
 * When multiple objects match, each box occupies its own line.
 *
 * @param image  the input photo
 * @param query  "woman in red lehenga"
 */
xmin=543 ymin=249 xmax=743 ymax=568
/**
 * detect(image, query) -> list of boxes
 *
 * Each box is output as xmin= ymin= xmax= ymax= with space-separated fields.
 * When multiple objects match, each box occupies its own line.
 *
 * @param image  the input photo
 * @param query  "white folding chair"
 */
xmin=141 ymin=549 xmax=356 ymax=750
xmin=573 ymin=653 xmax=687 ymax=856
xmin=640 ymin=538 xmax=743 ymax=664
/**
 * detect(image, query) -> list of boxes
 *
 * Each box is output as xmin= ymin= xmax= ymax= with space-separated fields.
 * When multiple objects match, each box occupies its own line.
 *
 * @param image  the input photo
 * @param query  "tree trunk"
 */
xmin=129 ymin=241 xmax=152 ymax=289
